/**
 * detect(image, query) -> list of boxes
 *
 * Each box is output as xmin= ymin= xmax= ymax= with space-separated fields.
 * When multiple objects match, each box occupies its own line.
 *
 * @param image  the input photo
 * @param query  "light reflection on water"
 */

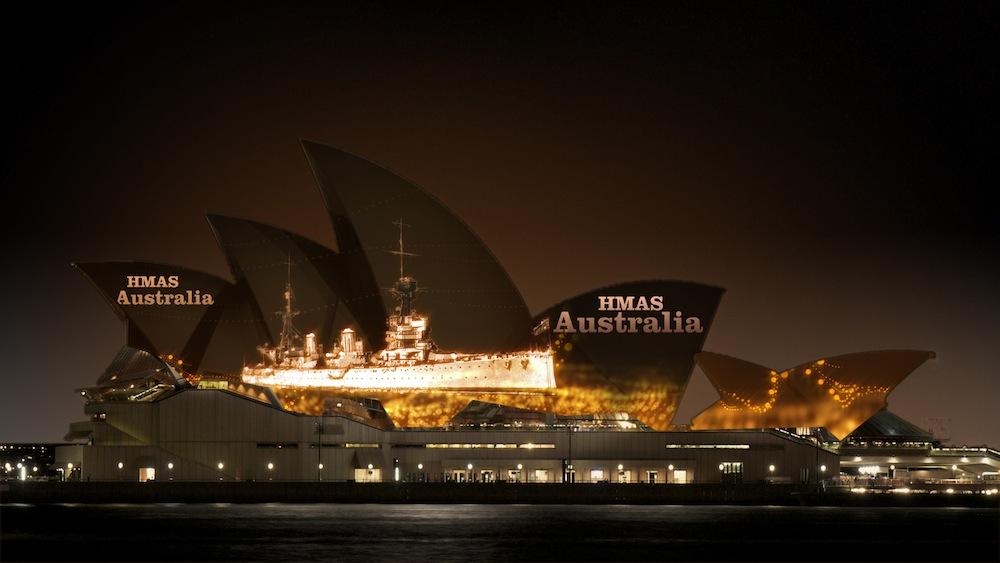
xmin=2 ymin=504 xmax=997 ymax=561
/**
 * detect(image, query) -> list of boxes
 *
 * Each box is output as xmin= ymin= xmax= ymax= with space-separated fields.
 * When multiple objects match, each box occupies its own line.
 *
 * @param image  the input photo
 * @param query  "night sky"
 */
xmin=3 ymin=4 xmax=997 ymax=445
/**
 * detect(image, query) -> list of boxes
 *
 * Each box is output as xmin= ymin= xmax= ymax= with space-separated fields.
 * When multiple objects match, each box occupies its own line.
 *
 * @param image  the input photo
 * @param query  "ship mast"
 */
xmin=276 ymin=254 xmax=301 ymax=353
xmin=389 ymin=219 xmax=419 ymax=317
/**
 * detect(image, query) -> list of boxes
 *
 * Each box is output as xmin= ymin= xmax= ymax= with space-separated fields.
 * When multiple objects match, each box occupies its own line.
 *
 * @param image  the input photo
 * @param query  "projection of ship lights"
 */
xmin=690 ymin=350 xmax=935 ymax=439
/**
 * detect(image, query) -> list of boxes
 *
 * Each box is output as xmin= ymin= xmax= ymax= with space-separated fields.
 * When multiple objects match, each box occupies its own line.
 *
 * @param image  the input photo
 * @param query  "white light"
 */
xmin=367 ymin=463 xmax=374 ymax=470
xmin=16 ymin=463 xmax=23 ymax=469
xmin=67 ymin=463 xmax=73 ymax=470
xmin=167 ymin=462 xmax=174 ymax=470
xmin=3 ymin=463 xmax=10 ymax=472
xmin=768 ymin=465 xmax=775 ymax=472
xmin=267 ymin=462 xmax=274 ymax=470
xmin=217 ymin=462 xmax=224 ymax=470
xmin=718 ymin=464 xmax=724 ymax=471
xmin=117 ymin=462 xmax=124 ymax=470
xmin=668 ymin=464 xmax=674 ymax=471
xmin=516 ymin=464 xmax=523 ymax=470
xmin=32 ymin=466 xmax=38 ymax=472
xmin=889 ymin=465 xmax=895 ymax=471
xmin=318 ymin=463 xmax=324 ymax=469
xmin=946 ymin=488 xmax=954 ymax=494
xmin=394 ymin=467 xmax=400 ymax=482
xmin=467 ymin=463 xmax=473 ymax=470
xmin=952 ymin=465 xmax=958 ymax=471
xmin=960 ymin=457 xmax=969 ymax=463
xmin=820 ymin=465 xmax=827 ymax=472
xmin=417 ymin=463 xmax=424 ymax=470
xmin=853 ymin=457 xmax=863 ymax=462
xmin=617 ymin=464 xmax=624 ymax=471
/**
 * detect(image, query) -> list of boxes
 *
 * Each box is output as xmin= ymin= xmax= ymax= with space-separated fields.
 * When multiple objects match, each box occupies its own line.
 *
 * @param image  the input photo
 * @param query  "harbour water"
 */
xmin=1 ymin=503 xmax=997 ymax=561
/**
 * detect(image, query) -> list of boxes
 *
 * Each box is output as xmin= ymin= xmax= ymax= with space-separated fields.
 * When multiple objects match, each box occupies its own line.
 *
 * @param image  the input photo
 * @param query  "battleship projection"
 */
xmin=241 ymin=221 xmax=556 ymax=393
xmin=75 ymin=139 xmax=935 ymax=437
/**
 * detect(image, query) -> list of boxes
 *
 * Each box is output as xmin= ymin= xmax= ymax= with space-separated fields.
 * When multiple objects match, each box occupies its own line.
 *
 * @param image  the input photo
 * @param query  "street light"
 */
xmin=117 ymin=461 xmax=124 ymax=469
xmin=820 ymin=465 xmax=826 ymax=472
xmin=768 ymin=464 xmax=776 ymax=473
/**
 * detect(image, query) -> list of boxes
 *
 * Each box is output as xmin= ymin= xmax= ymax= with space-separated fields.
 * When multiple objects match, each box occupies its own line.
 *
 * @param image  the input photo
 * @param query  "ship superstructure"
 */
xmin=241 ymin=222 xmax=556 ymax=392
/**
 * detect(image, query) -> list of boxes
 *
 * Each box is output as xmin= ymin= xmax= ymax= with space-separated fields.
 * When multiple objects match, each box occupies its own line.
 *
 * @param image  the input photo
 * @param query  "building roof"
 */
xmin=691 ymin=350 xmax=935 ymax=439
xmin=846 ymin=410 xmax=934 ymax=441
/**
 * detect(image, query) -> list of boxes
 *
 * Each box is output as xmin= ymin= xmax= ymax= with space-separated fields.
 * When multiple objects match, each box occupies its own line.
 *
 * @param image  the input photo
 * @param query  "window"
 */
xmin=589 ymin=469 xmax=605 ymax=482
xmin=720 ymin=462 xmax=743 ymax=474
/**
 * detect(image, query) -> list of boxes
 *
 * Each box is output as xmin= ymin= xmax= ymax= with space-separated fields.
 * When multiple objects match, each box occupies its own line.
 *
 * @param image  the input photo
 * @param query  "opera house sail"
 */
xmin=690 ymin=350 xmax=936 ymax=439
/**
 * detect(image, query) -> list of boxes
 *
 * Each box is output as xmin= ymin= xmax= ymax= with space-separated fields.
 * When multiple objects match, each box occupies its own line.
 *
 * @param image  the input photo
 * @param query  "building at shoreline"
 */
xmin=37 ymin=140 xmax=997 ymax=488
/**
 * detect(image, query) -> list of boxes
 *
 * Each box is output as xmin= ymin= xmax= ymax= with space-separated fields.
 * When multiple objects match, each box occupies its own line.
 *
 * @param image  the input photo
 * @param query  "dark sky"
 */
xmin=3 ymin=3 xmax=997 ymax=444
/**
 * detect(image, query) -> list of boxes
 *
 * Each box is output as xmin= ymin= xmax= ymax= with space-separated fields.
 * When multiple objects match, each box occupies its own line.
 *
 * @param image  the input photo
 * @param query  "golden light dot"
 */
xmin=768 ymin=389 xmax=776 ymax=395
xmin=828 ymin=388 xmax=835 ymax=395
xmin=834 ymin=394 xmax=841 ymax=401
xmin=780 ymin=371 xmax=788 ymax=379
xmin=817 ymin=359 xmax=826 ymax=365
xmin=805 ymin=368 xmax=812 ymax=375
xmin=770 ymin=377 xmax=777 ymax=383
xmin=817 ymin=379 xmax=824 ymax=385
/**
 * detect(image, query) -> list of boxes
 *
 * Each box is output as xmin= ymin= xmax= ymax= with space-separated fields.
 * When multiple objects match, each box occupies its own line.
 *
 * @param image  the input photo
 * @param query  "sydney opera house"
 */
xmin=49 ymin=140 xmax=999 ymax=486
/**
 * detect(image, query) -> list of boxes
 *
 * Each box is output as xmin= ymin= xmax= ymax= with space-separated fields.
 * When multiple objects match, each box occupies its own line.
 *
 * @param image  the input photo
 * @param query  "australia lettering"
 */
xmin=118 ymin=275 xmax=213 ymax=305
xmin=554 ymin=295 xmax=703 ymax=334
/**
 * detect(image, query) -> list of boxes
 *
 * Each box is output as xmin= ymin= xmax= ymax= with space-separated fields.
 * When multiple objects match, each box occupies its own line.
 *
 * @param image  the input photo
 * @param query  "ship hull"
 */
xmin=242 ymin=352 xmax=555 ymax=392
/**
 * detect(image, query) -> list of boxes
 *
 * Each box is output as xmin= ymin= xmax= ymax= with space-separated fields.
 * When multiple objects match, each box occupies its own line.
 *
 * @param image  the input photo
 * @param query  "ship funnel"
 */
xmin=340 ymin=328 xmax=356 ymax=356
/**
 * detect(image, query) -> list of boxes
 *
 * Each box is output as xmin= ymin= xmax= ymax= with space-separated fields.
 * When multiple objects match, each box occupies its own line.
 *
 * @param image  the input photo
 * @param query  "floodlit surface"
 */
xmin=691 ymin=350 xmax=934 ymax=438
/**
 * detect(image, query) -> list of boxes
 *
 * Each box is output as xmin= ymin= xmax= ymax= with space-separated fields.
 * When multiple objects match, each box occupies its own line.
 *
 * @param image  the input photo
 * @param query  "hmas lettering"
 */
xmin=126 ymin=275 xmax=180 ymax=288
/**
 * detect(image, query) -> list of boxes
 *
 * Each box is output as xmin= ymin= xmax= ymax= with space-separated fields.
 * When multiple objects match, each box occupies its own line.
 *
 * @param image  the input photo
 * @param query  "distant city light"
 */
xmin=668 ymin=464 xmax=674 ymax=471
xmin=467 ymin=463 xmax=473 ymax=470
xmin=267 ymin=462 xmax=274 ymax=470
xmin=217 ymin=462 xmax=224 ymax=470
xmin=117 ymin=461 xmax=124 ymax=469
xmin=67 ymin=463 xmax=73 ymax=470
xmin=318 ymin=463 xmax=324 ymax=469
xmin=417 ymin=463 xmax=423 ymax=470
xmin=768 ymin=465 xmax=775 ymax=472
xmin=167 ymin=462 xmax=174 ymax=470
xmin=820 ymin=465 xmax=826 ymax=472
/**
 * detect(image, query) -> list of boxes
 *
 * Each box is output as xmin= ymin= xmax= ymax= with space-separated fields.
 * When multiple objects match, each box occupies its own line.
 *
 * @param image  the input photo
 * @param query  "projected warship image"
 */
xmin=241 ymin=222 xmax=556 ymax=393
